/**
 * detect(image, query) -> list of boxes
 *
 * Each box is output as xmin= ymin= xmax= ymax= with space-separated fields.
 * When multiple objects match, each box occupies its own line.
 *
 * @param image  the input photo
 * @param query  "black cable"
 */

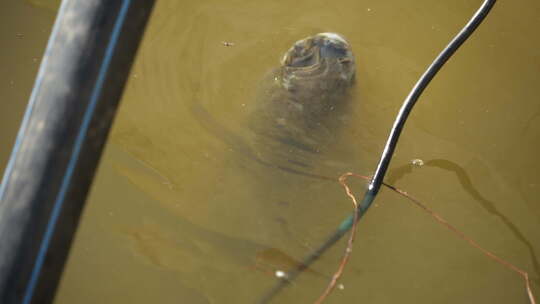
xmin=368 ymin=0 xmax=496 ymax=196
xmin=258 ymin=0 xmax=497 ymax=302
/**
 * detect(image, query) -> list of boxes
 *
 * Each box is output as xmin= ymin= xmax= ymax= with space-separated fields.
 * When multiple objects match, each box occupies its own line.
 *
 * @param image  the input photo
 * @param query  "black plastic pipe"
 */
xmin=0 ymin=1 xmax=155 ymax=303
xmin=258 ymin=0 xmax=497 ymax=302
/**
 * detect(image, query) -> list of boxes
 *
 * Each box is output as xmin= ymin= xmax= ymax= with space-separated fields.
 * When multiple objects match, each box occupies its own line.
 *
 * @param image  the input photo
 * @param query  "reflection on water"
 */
xmin=1 ymin=0 xmax=540 ymax=303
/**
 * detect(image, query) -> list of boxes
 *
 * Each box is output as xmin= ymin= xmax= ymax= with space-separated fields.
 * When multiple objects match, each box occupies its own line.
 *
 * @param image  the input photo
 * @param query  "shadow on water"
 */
xmin=387 ymin=158 xmax=540 ymax=280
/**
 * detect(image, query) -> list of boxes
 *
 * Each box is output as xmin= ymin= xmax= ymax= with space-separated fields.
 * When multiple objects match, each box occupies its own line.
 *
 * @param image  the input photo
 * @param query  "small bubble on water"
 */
xmin=275 ymin=270 xmax=288 ymax=279
xmin=411 ymin=159 xmax=424 ymax=167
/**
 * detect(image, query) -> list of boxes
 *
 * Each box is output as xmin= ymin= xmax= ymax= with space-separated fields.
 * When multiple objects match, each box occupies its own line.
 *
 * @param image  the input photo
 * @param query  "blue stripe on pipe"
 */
xmin=22 ymin=1 xmax=132 ymax=303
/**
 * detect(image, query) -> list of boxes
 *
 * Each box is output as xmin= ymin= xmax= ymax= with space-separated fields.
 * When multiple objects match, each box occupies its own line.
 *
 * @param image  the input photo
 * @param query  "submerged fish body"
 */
xmin=249 ymin=33 xmax=356 ymax=174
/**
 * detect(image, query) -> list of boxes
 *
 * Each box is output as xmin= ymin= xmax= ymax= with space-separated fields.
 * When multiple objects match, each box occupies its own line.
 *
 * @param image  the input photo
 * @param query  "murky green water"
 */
xmin=1 ymin=0 xmax=539 ymax=303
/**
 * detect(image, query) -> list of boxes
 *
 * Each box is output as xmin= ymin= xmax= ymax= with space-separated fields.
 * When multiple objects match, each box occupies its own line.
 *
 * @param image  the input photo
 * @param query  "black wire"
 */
xmin=258 ymin=0 xmax=497 ymax=302
xmin=368 ymin=0 xmax=497 ymax=196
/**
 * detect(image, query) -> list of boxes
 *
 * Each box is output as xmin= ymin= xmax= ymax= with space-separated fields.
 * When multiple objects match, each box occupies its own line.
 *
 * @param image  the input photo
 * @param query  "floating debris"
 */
xmin=221 ymin=41 xmax=235 ymax=47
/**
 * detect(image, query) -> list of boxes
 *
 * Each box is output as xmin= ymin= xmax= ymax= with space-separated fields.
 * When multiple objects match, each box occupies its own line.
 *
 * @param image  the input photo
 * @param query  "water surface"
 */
xmin=1 ymin=0 xmax=539 ymax=303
